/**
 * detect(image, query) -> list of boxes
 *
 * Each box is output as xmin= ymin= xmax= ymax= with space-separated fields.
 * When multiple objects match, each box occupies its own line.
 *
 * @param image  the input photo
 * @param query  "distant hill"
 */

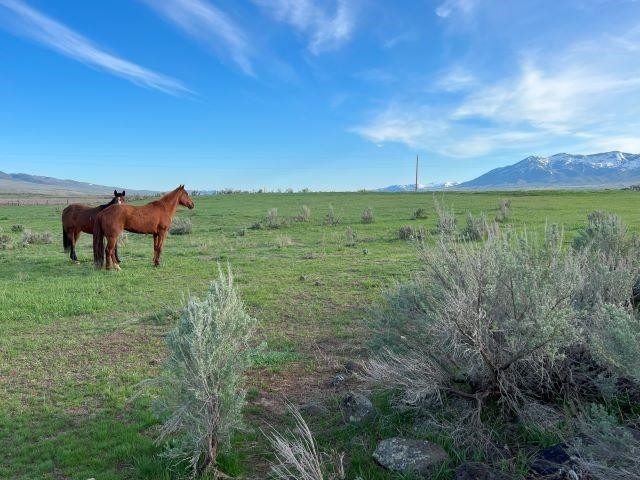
xmin=456 ymin=151 xmax=640 ymax=190
xmin=0 ymin=171 xmax=157 ymax=196
xmin=375 ymin=181 xmax=460 ymax=192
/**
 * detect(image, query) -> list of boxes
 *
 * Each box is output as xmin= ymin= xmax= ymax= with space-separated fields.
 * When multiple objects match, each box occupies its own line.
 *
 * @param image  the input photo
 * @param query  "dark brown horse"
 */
xmin=62 ymin=190 xmax=126 ymax=262
xmin=93 ymin=185 xmax=194 ymax=270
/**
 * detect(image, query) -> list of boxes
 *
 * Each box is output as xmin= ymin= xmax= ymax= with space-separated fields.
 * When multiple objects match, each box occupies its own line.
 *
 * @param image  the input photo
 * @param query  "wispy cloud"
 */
xmin=0 ymin=0 xmax=189 ymax=95
xmin=383 ymin=31 xmax=419 ymax=49
xmin=435 ymin=0 xmax=479 ymax=19
xmin=433 ymin=66 xmax=477 ymax=92
xmin=142 ymin=0 xmax=254 ymax=75
xmin=351 ymin=104 xmax=544 ymax=157
xmin=254 ymin=0 xmax=356 ymax=54
xmin=353 ymin=30 xmax=640 ymax=157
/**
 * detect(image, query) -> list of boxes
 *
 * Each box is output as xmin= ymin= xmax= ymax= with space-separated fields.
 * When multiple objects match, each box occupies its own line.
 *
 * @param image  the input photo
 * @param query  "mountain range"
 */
xmin=377 ymin=151 xmax=640 ymax=191
xmin=0 ymin=171 xmax=156 ymax=196
xmin=456 ymin=151 xmax=640 ymax=189
xmin=3 ymin=151 xmax=640 ymax=194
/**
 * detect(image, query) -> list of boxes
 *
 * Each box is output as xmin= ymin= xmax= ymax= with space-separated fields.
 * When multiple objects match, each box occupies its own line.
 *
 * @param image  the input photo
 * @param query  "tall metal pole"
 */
xmin=415 ymin=154 xmax=419 ymax=192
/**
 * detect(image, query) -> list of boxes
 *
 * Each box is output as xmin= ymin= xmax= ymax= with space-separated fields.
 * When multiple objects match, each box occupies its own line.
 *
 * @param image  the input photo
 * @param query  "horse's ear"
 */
xmin=122 ymin=190 xmax=125 ymax=196
xmin=114 ymin=189 xmax=117 ymax=196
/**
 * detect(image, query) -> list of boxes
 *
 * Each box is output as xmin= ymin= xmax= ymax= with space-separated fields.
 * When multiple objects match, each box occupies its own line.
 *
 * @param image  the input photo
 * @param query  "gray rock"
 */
xmin=373 ymin=437 xmax=448 ymax=476
xmin=454 ymin=462 xmax=517 ymax=480
xmin=341 ymin=392 xmax=375 ymax=422
xmin=343 ymin=360 xmax=360 ymax=373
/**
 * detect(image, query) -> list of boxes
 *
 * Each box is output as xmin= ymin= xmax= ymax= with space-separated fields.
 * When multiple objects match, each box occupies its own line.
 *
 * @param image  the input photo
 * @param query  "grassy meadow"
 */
xmin=1 ymin=190 xmax=640 ymax=479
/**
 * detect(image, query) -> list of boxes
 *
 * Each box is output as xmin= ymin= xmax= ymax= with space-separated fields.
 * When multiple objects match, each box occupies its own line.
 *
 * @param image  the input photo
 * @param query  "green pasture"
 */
xmin=1 ymin=190 xmax=639 ymax=479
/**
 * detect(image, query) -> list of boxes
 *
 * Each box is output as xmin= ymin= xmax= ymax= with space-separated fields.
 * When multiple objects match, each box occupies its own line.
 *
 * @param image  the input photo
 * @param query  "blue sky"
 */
xmin=1 ymin=0 xmax=640 ymax=191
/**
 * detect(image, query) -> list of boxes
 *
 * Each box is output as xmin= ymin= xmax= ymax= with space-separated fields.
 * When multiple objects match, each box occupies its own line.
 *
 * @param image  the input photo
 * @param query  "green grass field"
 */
xmin=1 ymin=190 xmax=640 ymax=479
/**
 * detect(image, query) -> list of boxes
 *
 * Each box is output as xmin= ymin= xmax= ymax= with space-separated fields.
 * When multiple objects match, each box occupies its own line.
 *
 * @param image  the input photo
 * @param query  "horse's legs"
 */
xmin=106 ymin=236 xmax=120 ymax=270
xmin=153 ymin=234 xmax=160 ymax=266
xmin=153 ymin=230 xmax=168 ymax=266
xmin=71 ymin=230 xmax=81 ymax=262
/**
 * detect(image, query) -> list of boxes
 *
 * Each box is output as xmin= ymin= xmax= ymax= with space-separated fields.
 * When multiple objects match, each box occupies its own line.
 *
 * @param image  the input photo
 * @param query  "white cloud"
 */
xmin=435 ymin=0 xmax=478 ymax=18
xmin=353 ymin=32 xmax=640 ymax=157
xmin=454 ymin=61 xmax=640 ymax=133
xmin=254 ymin=0 xmax=356 ymax=54
xmin=0 ymin=0 xmax=189 ymax=95
xmin=142 ymin=0 xmax=254 ymax=75
xmin=351 ymin=104 xmax=545 ymax=157
xmin=434 ymin=66 xmax=477 ymax=92
xmin=383 ymin=31 xmax=419 ymax=49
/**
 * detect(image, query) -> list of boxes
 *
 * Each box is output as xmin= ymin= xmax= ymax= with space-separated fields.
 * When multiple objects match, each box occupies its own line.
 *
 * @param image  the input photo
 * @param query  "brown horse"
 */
xmin=62 ymin=190 xmax=126 ymax=262
xmin=93 ymin=185 xmax=194 ymax=270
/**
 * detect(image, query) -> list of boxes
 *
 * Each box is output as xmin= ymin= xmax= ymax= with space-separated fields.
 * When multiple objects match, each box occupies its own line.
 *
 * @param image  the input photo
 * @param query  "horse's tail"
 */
xmin=93 ymin=217 xmax=105 ymax=268
xmin=62 ymin=226 xmax=72 ymax=252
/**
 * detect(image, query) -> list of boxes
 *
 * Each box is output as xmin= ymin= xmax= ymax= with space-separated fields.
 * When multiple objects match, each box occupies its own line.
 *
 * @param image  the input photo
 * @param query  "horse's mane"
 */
xmin=148 ymin=185 xmax=185 ymax=206
xmin=97 ymin=196 xmax=119 ymax=211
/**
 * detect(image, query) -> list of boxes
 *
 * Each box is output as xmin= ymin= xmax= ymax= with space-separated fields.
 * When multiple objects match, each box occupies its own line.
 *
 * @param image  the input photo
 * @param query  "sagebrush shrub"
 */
xmin=569 ymin=405 xmax=640 ymax=480
xmin=345 ymin=226 xmax=357 ymax=246
xmin=433 ymin=198 xmax=456 ymax=236
xmin=0 ymin=234 xmax=12 ymax=250
xmin=397 ymin=225 xmax=425 ymax=241
xmin=361 ymin=207 xmax=374 ymax=224
xmin=323 ymin=205 xmax=339 ymax=226
xmin=265 ymin=208 xmax=283 ymax=228
xmin=144 ymin=267 xmax=258 ymax=477
xmin=412 ymin=207 xmax=428 ymax=220
xmin=495 ymin=198 xmax=511 ymax=222
xmin=293 ymin=205 xmax=311 ymax=222
xmin=572 ymin=211 xmax=627 ymax=254
xmin=169 ymin=217 xmax=193 ymax=235
xmin=462 ymin=212 xmax=496 ymax=241
xmin=365 ymin=220 xmax=640 ymax=454
xmin=21 ymin=230 xmax=53 ymax=246
xmin=11 ymin=224 xmax=24 ymax=232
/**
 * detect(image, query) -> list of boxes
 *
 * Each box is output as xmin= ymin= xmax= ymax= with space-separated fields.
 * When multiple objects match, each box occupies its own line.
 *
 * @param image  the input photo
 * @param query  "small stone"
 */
xmin=343 ymin=360 xmax=359 ymax=373
xmin=298 ymin=275 xmax=306 ymax=282
xmin=373 ymin=437 xmax=448 ymax=476
xmin=330 ymin=373 xmax=347 ymax=386
xmin=454 ymin=462 xmax=517 ymax=480
xmin=314 ymin=280 xmax=321 ymax=286
xmin=341 ymin=392 xmax=375 ymax=423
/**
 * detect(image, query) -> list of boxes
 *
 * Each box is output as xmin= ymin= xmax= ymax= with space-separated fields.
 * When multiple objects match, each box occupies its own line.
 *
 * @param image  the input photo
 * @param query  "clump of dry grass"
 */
xmin=275 ymin=235 xmax=294 ymax=248
xmin=266 ymin=404 xmax=344 ymax=480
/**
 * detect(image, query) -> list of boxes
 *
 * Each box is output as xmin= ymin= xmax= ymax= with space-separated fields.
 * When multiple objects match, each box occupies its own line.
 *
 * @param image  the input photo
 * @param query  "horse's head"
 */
xmin=113 ymin=190 xmax=126 ymax=205
xmin=178 ymin=185 xmax=194 ymax=209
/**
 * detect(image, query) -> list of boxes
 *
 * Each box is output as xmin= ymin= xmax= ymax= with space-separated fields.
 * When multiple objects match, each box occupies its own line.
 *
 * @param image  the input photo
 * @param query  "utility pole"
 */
xmin=415 ymin=154 xmax=419 ymax=192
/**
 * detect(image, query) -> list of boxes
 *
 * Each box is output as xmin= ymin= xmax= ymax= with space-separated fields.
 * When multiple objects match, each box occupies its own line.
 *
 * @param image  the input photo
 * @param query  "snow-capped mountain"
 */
xmin=458 ymin=151 xmax=640 ymax=189
xmin=375 ymin=181 xmax=460 ymax=192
